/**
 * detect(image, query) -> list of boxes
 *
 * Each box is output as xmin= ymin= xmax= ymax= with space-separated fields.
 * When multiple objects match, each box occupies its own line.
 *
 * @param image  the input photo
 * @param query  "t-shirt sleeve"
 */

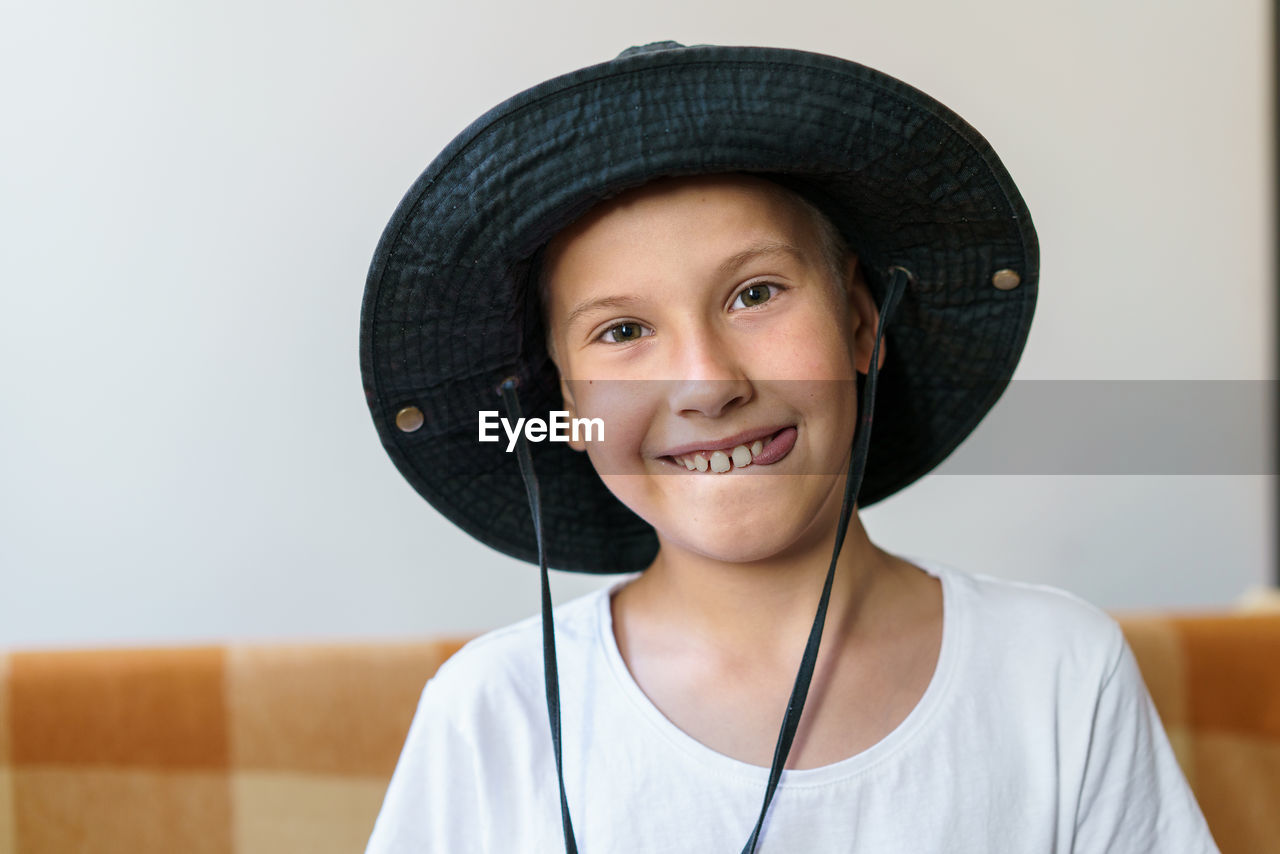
xmin=365 ymin=674 xmax=484 ymax=854
xmin=1073 ymin=629 xmax=1221 ymax=853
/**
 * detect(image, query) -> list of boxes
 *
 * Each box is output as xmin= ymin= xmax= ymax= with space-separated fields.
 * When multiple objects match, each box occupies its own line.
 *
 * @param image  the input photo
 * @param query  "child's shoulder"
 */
xmin=418 ymin=583 xmax=614 ymax=718
xmin=918 ymin=556 xmax=1128 ymax=675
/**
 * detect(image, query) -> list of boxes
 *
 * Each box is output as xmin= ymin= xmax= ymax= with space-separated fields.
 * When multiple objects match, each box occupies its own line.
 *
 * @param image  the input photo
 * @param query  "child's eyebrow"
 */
xmin=718 ymin=240 xmax=805 ymax=275
xmin=565 ymin=295 xmax=644 ymax=330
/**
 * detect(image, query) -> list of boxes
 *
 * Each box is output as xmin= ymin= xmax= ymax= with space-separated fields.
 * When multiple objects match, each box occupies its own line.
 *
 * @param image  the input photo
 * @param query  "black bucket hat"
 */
xmin=360 ymin=41 xmax=1038 ymax=575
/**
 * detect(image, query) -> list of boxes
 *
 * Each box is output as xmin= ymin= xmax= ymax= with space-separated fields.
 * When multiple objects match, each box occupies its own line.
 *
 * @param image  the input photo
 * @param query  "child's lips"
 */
xmin=750 ymin=426 xmax=796 ymax=466
xmin=660 ymin=425 xmax=790 ymax=459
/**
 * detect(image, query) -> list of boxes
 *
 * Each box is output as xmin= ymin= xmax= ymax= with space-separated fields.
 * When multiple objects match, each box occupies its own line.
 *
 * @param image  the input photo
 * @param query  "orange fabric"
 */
xmin=9 ymin=648 xmax=228 ymax=769
xmin=1117 ymin=614 xmax=1280 ymax=854
xmin=1 ymin=655 xmax=11 ymax=765
xmin=0 ymin=620 xmax=1274 ymax=854
xmin=1190 ymin=733 xmax=1280 ymax=854
xmin=12 ymin=769 xmax=233 ymax=854
xmin=1 ymin=640 xmax=462 ymax=854
xmin=1178 ymin=615 xmax=1280 ymax=739
xmin=227 ymin=641 xmax=463 ymax=776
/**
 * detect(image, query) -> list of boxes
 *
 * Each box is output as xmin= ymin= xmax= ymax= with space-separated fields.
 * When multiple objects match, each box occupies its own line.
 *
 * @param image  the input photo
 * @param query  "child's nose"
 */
xmin=666 ymin=329 xmax=753 ymax=418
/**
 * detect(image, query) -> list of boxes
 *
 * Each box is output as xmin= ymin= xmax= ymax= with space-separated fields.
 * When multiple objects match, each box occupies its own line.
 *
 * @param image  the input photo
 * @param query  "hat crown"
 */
xmin=615 ymin=40 xmax=688 ymax=59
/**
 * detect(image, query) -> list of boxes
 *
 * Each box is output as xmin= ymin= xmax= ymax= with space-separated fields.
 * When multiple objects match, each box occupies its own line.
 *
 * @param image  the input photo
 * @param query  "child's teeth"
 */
xmin=679 ymin=439 xmax=771 ymax=472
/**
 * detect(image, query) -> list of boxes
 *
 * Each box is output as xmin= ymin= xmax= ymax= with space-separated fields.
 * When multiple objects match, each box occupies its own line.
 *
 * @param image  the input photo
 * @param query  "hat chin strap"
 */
xmin=499 ymin=376 xmax=579 ymax=852
xmin=500 ymin=265 xmax=910 ymax=854
xmin=739 ymin=264 xmax=908 ymax=852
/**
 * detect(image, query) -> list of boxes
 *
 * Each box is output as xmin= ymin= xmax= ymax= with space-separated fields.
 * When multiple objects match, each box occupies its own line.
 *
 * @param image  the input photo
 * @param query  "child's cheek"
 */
xmin=780 ymin=314 xmax=860 ymax=381
xmin=564 ymin=379 xmax=656 ymax=476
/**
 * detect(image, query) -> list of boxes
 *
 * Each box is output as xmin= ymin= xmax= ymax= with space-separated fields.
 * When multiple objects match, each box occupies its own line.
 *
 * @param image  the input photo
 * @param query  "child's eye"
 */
xmin=599 ymin=321 xmax=653 ymax=343
xmin=731 ymin=283 xmax=780 ymax=309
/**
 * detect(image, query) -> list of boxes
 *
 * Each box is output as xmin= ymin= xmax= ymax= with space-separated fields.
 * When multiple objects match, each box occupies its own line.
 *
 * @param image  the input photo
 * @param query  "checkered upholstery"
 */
xmin=1119 ymin=613 xmax=1280 ymax=854
xmin=1 ymin=616 xmax=1276 ymax=853
xmin=0 ymin=641 xmax=463 ymax=853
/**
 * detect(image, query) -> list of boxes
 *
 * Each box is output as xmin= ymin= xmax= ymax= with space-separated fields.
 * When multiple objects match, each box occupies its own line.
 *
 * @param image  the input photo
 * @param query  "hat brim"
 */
xmin=360 ymin=44 xmax=1038 ymax=574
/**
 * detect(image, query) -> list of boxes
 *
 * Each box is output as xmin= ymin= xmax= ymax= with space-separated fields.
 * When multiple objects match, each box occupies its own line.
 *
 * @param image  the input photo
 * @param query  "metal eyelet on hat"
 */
xmin=992 ymin=269 xmax=1022 ymax=290
xmin=887 ymin=264 xmax=917 ymax=285
xmin=395 ymin=406 xmax=424 ymax=433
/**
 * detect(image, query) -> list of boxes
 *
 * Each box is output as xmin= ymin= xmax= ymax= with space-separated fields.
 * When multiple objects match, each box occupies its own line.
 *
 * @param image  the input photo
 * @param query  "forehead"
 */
xmin=548 ymin=174 xmax=813 ymax=259
xmin=540 ymin=174 xmax=824 ymax=304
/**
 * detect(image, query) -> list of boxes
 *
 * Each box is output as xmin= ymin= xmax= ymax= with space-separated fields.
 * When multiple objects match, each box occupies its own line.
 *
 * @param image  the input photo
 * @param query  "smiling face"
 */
xmin=542 ymin=174 xmax=885 ymax=565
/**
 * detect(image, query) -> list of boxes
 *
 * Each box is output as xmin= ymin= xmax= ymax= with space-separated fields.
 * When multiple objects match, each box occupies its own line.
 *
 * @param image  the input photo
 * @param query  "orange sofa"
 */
xmin=1 ymin=614 xmax=1276 ymax=854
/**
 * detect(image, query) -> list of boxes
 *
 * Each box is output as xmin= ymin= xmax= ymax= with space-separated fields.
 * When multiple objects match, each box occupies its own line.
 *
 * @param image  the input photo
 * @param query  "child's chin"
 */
xmin=675 ymin=529 xmax=802 ymax=564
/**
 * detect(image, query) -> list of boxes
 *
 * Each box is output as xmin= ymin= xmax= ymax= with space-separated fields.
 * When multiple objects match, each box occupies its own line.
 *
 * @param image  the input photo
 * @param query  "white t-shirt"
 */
xmin=366 ymin=558 xmax=1219 ymax=853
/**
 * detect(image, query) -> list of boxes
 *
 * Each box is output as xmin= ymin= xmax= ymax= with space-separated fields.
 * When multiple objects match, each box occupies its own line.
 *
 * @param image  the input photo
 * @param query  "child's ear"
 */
xmin=845 ymin=259 xmax=887 ymax=375
xmin=558 ymin=375 xmax=589 ymax=452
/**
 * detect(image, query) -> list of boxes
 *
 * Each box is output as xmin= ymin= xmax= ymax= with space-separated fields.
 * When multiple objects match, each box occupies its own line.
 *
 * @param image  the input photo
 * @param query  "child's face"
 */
xmin=542 ymin=174 xmax=885 ymax=564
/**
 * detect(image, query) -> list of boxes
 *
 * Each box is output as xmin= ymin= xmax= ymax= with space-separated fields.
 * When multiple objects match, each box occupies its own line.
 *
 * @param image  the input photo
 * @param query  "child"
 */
xmin=360 ymin=43 xmax=1218 ymax=852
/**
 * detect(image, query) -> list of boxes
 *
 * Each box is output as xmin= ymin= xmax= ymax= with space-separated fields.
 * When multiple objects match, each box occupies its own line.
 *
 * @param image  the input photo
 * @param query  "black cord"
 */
xmin=740 ymin=265 xmax=909 ymax=854
xmin=500 ymin=377 xmax=579 ymax=854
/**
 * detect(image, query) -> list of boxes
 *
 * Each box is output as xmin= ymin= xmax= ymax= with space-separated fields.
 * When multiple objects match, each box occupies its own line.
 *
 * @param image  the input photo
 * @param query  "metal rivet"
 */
xmin=992 ymin=269 xmax=1021 ymax=291
xmin=395 ymin=406 xmax=424 ymax=433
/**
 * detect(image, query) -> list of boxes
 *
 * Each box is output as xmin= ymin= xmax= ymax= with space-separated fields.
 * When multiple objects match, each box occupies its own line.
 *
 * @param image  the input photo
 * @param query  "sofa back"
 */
xmin=1 ymin=616 xmax=1276 ymax=853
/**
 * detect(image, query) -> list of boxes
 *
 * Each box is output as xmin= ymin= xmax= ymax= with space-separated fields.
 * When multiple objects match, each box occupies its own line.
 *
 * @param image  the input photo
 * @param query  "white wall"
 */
xmin=0 ymin=0 xmax=1272 ymax=648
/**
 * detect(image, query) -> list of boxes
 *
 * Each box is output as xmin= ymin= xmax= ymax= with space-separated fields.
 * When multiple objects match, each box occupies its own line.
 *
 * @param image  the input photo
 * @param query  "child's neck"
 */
xmin=617 ymin=510 xmax=898 ymax=670
xmin=610 ymin=518 xmax=942 ymax=770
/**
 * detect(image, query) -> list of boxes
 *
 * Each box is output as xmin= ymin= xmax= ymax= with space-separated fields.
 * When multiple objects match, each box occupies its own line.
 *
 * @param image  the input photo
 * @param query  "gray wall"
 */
xmin=1 ymin=0 xmax=1272 ymax=648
